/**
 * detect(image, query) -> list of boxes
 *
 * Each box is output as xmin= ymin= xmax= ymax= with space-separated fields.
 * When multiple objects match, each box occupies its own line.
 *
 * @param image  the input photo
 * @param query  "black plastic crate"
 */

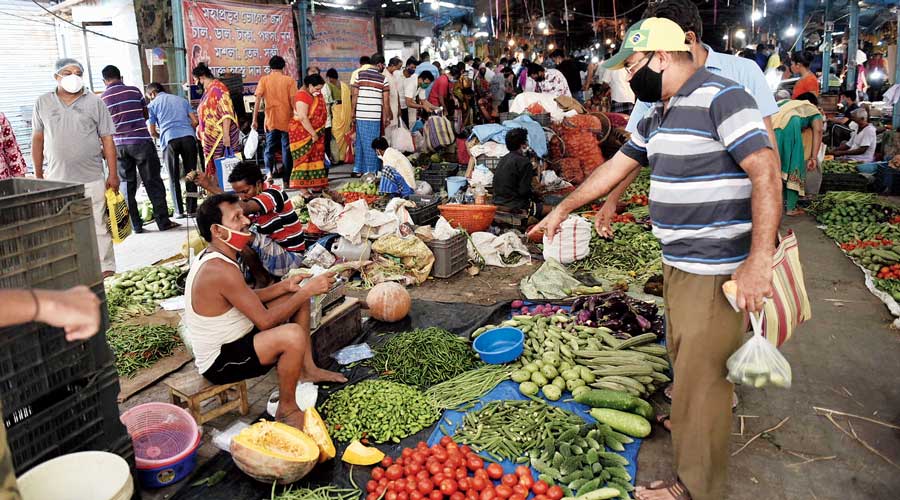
xmin=0 ymin=178 xmax=84 ymax=227
xmin=0 ymin=196 xmax=101 ymax=290
xmin=0 ymin=285 xmax=113 ymax=418
xmin=421 ymin=163 xmax=459 ymax=193
xmin=407 ymin=195 xmax=441 ymax=226
xmin=427 ymin=232 xmax=468 ymax=278
xmin=820 ymin=173 xmax=871 ymax=193
xmin=875 ymin=164 xmax=900 ymax=195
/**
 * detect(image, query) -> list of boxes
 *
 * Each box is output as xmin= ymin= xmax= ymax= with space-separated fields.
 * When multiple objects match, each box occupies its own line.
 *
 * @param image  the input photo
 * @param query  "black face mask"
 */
xmin=629 ymin=53 xmax=663 ymax=103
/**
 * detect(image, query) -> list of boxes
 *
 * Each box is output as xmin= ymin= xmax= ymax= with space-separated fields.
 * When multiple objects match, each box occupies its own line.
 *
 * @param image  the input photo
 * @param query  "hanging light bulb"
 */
xmin=751 ymin=10 xmax=762 ymax=22
xmin=594 ymin=43 xmax=601 ymax=49
xmin=605 ymin=38 xmax=612 ymax=45
xmin=784 ymin=25 xmax=797 ymax=37
xmin=508 ymin=38 xmax=515 ymax=47
xmin=735 ymin=30 xmax=747 ymax=40
xmin=542 ymin=28 xmax=550 ymax=36
xmin=538 ymin=20 xmax=547 ymax=30
xmin=548 ymin=43 xmax=555 ymax=50
xmin=723 ymin=34 xmax=729 ymax=40
xmin=480 ymin=14 xmax=487 ymax=24
xmin=609 ymin=43 xmax=615 ymax=49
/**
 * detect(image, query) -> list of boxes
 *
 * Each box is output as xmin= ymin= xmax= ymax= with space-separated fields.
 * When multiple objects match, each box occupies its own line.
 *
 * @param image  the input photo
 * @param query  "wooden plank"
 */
xmin=312 ymin=297 xmax=360 ymax=335
xmin=117 ymin=347 xmax=193 ymax=402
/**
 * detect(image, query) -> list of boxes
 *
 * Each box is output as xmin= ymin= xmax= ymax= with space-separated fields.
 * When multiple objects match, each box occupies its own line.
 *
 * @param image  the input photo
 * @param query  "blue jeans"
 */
xmin=264 ymin=129 xmax=292 ymax=184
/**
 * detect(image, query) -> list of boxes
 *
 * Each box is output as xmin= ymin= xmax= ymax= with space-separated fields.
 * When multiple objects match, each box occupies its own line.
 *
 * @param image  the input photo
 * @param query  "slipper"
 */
xmin=635 ymin=480 xmax=691 ymax=500
xmin=655 ymin=414 xmax=672 ymax=433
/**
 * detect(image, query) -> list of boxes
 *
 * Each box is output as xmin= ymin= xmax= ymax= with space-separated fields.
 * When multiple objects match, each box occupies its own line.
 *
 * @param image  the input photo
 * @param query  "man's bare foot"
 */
xmin=304 ymin=367 xmax=348 ymax=383
xmin=655 ymin=414 xmax=673 ymax=432
xmin=102 ymin=271 xmax=116 ymax=279
xmin=635 ymin=480 xmax=691 ymax=500
xmin=786 ymin=208 xmax=805 ymax=216
xmin=275 ymin=407 xmax=305 ymax=431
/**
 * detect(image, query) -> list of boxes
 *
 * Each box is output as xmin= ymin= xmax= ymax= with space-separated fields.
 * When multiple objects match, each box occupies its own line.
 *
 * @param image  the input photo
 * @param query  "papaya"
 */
xmin=303 ymin=407 xmax=336 ymax=462
xmin=230 ymin=421 xmax=319 ymax=484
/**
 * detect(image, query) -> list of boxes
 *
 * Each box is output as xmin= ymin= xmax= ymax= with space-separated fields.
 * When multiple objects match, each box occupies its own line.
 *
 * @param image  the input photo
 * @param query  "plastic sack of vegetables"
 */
xmin=105 ymin=188 xmax=131 ymax=243
xmin=726 ymin=312 xmax=792 ymax=389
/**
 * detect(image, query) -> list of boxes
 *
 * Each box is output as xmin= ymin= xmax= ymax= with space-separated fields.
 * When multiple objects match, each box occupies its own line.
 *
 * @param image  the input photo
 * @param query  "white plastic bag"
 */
xmin=387 ymin=122 xmax=415 ymax=153
xmin=726 ymin=313 xmax=792 ymax=389
xmin=244 ymin=129 xmax=259 ymax=159
xmin=542 ymin=215 xmax=592 ymax=264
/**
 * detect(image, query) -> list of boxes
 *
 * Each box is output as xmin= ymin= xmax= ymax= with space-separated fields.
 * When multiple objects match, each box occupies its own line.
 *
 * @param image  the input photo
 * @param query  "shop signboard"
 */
xmin=182 ymin=0 xmax=298 ymax=91
xmin=306 ymin=12 xmax=377 ymax=83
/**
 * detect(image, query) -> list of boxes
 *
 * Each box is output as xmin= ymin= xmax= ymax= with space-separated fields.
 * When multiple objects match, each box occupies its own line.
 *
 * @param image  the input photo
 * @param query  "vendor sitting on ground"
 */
xmin=185 ymin=193 xmax=347 ymax=430
xmin=372 ymin=136 xmax=416 ymax=197
xmin=492 ymin=128 xmax=554 ymax=218
xmin=195 ymin=162 xmax=306 ymax=283
xmin=830 ymin=108 xmax=877 ymax=163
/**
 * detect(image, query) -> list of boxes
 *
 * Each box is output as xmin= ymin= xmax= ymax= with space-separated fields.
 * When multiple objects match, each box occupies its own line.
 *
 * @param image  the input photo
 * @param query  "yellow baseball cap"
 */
xmin=603 ymin=18 xmax=690 ymax=69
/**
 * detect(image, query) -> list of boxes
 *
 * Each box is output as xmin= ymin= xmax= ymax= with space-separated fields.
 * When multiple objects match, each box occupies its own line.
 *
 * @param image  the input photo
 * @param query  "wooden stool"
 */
xmin=165 ymin=372 xmax=250 ymax=425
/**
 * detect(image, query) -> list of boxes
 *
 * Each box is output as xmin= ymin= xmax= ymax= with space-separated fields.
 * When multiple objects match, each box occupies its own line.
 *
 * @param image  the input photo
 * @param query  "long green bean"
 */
xmin=106 ymin=323 xmax=181 ymax=377
xmin=370 ymin=327 xmax=478 ymax=387
xmin=424 ymin=365 xmax=510 ymax=409
xmin=453 ymin=400 xmax=583 ymax=460
xmin=271 ymin=484 xmax=360 ymax=500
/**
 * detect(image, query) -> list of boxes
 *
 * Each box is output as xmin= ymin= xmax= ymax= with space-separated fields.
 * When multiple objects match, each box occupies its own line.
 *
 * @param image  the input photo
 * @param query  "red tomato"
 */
xmin=518 ymin=475 xmax=534 ymax=489
xmin=440 ymin=479 xmax=459 ymax=496
xmin=445 ymin=456 xmax=459 ymax=469
xmin=429 ymin=491 xmax=443 ymax=500
xmin=480 ymin=488 xmax=497 ymax=500
xmin=381 ymin=457 xmax=394 ymax=468
xmin=402 ymin=448 xmax=414 ymax=458
xmin=533 ymin=496 xmax=549 ymax=500
xmin=412 ymin=451 xmax=427 ymax=464
xmin=458 ymin=477 xmax=471 ymax=491
xmin=433 ymin=449 xmax=449 ymax=463
xmin=471 ymin=475 xmax=487 ymax=491
xmin=509 ymin=495 xmax=526 ymax=500
xmin=416 ymin=470 xmax=430 ymax=482
xmin=367 ymin=480 xmax=378 ymax=493
xmin=407 ymin=463 xmax=422 ymax=475
xmin=427 ymin=462 xmax=441 ymax=475
xmin=406 ymin=480 xmax=418 ymax=494
xmin=372 ymin=467 xmax=385 ymax=481
xmin=486 ymin=463 xmax=504 ymax=480
xmin=466 ymin=490 xmax=479 ymax=500
xmin=512 ymin=485 xmax=528 ymax=497
xmin=377 ymin=486 xmax=387 ymax=497
xmin=500 ymin=475 xmax=517 ymax=488
xmin=443 ymin=467 xmax=454 ymax=477
xmin=514 ymin=466 xmax=530 ymax=478
xmin=416 ymin=479 xmax=434 ymax=495
xmin=532 ymin=480 xmax=549 ymax=495
xmin=446 ymin=441 xmax=459 ymax=450
xmin=432 ymin=473 xmax=446 ymax=484
xmin=546 ymin=486 xmax=564 ymax=500
xmin=395 ymin=479 xmax=407 ymax=492
xmin=466 ymin=456 xmax=484 ymax=471
xmin=495 ymin=485 xmax=513 ymax=499
xmin=455 ymin=468 xmax=467 ymax=480
xmin=367 ymin=494 xmax=377 ymax=500
xmin=398 ymin=492 xmax=409 ymax=500
xmin=460 ymin=444 xmax=472 ymax=454
xmin=410 ymin=492 xmax=423 ymax=500
xmin=417 ymin=441 xmax=428 ymax=449
xmin=450 ymin=493 xmax=464 ymax=500
xmin=396 ymin=458 xmax=406 ymax=467
xmin=440 ymin=436 xmax=454 ymax=447
xmin=386 ymin=492 xmax=398 ymax=500
xmin=474 ymin=469 xmax=489 ymax=481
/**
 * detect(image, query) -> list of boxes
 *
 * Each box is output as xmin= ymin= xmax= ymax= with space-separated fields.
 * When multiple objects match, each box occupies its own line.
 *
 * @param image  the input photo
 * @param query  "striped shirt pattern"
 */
xmin=100 ymin=82 xmax=151 ymax=145
xmin=620 ymin=70 xmax=772 ymax=276
xmin=353 ymin=68 xmax=389 ymax=121
xmin=250 ymin=184 xmax=306 ymax=253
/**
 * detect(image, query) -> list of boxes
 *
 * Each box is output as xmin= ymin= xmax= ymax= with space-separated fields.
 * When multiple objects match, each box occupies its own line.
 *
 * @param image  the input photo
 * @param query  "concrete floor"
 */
xmin=115 ymin=190 xmax=900 ymax=499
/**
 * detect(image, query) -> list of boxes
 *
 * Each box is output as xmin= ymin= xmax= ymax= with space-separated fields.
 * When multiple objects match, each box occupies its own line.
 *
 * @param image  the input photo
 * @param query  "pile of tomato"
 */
xmin=611 ymin=213 xmax=636 ymax=224
xmin=366 ymin=437 xmax=564 ymax=500
xmin=876 ymin=264 xmax=900 ymax=280
xmin=839 ymin=238 xmax=894 ymax=252
xmin=626 ymin=195 xmax=648 ymax=206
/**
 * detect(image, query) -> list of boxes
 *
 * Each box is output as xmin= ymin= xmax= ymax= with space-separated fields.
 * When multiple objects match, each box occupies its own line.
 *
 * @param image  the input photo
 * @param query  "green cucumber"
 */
xmin=590 ymin=408 xmax=651 ymax=438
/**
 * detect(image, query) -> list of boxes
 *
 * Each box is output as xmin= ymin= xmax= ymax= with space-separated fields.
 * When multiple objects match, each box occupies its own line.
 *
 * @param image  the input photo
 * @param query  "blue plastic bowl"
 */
xmin=473 ymin=327 xmax=524 ymax=364
xmin=856 ymin=162 xmax=882 ymax=174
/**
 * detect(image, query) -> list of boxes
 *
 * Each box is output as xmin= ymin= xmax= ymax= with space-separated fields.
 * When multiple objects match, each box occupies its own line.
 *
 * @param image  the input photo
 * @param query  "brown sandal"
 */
xmin=635 ymin=480 xmax=691 ymax=500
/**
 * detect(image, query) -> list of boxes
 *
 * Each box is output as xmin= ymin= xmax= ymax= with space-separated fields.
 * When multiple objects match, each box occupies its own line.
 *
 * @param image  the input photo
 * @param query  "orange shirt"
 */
xmin=255 ymin=71 xmax=298 ymax=132
xmin=792 ymin=74 xmax=819 ymax=99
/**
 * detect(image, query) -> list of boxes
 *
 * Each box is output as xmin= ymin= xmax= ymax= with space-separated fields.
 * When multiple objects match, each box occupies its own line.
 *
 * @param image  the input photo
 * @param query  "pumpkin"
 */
xmin=342 ymin=440 xmax=385 ymax=466
xmin=230 ymin=421 xmax=319 ymax=484
xmin=303 ymin=407 xmax=336 ymax=462
xmin=366 ymin=282 xmax=411 ymax=322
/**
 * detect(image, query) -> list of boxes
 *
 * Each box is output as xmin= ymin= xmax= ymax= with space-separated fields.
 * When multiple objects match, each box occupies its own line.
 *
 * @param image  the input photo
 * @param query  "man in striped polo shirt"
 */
xmin=195 ymin=162 xmax=305 ymax=283
xmin=101 ymin=65 xmax=178 ymax=233
xmin=351 ymin=54 xmax=392 ymax=176
xmin=531 ymin=18 xmax=781 ymax=500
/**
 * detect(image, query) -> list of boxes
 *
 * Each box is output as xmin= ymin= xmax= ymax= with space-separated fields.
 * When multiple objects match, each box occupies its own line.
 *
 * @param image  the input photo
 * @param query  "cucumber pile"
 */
xmin=108 ymin=265 xmax=183 ymax=301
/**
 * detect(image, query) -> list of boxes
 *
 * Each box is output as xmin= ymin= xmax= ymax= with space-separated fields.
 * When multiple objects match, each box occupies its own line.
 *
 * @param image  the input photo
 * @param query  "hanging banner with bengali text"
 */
xmin=306 ymin=12 xmax=378 ymax=83
xmin=182 ymin=0 xmax=298 ymax=87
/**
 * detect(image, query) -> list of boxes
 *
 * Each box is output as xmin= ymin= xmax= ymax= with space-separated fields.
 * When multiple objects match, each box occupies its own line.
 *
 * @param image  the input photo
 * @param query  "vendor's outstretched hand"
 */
xmin=304 ymin=272 xmax=336 ymax=296
xmin=283 ymin=274 xmax=309 ymax=293
xmin=528 ymin=207 xmax=569 ymax=243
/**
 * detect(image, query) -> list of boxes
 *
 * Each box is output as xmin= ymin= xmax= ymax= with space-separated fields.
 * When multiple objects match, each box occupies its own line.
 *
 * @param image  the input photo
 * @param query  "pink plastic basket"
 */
xmin=120 ymin=402 xmax=199 ymax=469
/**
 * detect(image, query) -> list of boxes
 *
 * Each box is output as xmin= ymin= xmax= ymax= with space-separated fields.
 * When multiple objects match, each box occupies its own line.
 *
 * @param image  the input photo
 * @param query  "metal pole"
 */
xmin=846 ymin=0 xmax=859 ymax=95
xmin=894 ymin=9 xmax=900 ymax=129
xmin=796 ymin=0 xmax=805 ymax=51
xmin=171 ymin=0 xmax=187 ymax=97
xmin=298 ymin=1 xmax=309 ymax=78
xmin=820 ymin=0 xmax=832 ymax=94
xmin=81 ymin=25 xmax=94 ymax=91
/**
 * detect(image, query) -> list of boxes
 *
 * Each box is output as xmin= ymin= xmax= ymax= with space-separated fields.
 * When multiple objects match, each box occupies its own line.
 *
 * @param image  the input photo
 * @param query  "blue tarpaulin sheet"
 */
xmin=427 ymin=380 xmax=640 ymax=484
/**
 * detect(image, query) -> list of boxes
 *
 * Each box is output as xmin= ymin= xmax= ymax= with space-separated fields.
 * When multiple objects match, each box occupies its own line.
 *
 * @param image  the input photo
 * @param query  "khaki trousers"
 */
xmin=663 ymin=265 xmax=745 ymax=500
xmin=83 ymin=179 xmax=116 ymax=273
xmin=0 ymin=404 xmax=21 ymax=500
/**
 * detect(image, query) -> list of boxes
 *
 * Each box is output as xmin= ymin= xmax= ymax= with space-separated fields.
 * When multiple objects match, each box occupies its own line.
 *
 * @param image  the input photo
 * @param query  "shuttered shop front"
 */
xmin=0 ymin=0 xmax=60 ymax=170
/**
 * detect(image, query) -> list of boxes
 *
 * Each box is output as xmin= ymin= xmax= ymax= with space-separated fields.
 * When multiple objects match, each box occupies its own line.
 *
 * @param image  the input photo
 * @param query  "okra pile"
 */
xmin=321 ymin=379 xmax=440 ymax=443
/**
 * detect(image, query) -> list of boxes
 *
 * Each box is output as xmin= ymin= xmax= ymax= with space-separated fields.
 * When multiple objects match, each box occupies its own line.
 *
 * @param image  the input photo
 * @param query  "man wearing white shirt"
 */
xmin=396 ymin=58 xmax=417 ymax=128
xmin=832 ymin=108 xmax=877 ymax=162
xmin=383 ymin=57 xmax=403 ymax=129
xmin=601 ymin=68 xmax=635 ymax=114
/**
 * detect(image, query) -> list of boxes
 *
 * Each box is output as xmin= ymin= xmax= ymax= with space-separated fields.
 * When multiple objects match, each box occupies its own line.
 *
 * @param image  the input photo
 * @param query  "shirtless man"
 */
xmin=185 ymin=193 xmax=347 ymax=429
